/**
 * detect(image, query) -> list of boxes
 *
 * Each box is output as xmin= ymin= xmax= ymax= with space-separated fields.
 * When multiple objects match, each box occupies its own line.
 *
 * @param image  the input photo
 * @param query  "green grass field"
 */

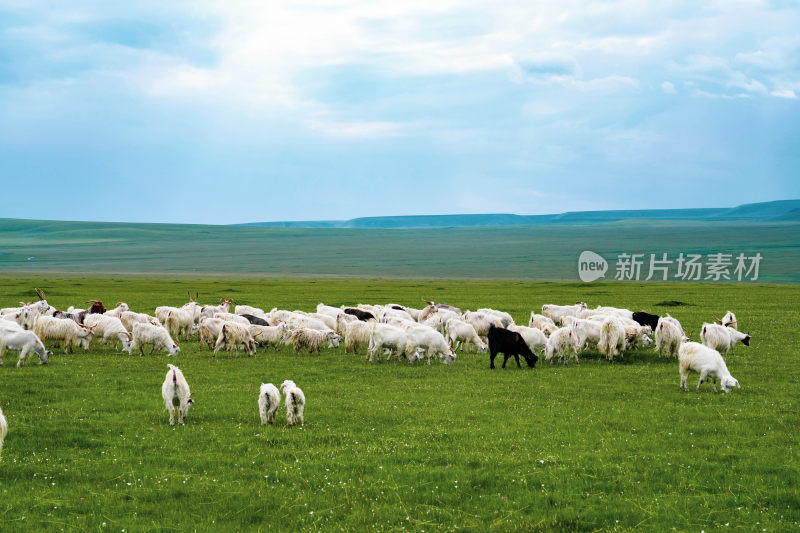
xmin=2 ymin=218 xmax=799 ymax=282
xmin=0 ymin=278 xmax=798 ymax=531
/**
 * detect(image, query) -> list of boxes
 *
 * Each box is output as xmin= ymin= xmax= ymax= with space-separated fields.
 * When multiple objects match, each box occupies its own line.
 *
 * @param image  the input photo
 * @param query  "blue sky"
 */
xmin=1 ymin=0 xmax=798 ymax=224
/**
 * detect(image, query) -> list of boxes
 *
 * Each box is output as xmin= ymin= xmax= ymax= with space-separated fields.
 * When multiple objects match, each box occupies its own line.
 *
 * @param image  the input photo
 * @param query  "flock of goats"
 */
xmin=0 ymin=289 xmax=751 ymax=447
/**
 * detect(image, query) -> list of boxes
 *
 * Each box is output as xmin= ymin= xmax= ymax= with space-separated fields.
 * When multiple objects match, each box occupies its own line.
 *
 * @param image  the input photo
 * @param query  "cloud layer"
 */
xmin=1 ymin=0 xmax=798 ymax=223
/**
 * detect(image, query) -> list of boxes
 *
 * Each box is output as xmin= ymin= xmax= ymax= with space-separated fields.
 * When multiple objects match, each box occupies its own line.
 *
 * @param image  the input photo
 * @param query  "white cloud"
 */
xmin=661 ymin=81 xmax=676 ymax=94
xmin=771 ymin=89 xmax=797 ymax=99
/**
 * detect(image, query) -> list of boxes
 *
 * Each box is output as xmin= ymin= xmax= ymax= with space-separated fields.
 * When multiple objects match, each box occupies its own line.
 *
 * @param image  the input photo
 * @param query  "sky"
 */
xmin=0 ymin=0 xmax=799 ymax=224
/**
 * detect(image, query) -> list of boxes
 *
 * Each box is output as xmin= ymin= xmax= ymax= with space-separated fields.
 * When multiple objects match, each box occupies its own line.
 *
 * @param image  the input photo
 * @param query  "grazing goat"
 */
xmin=463 ymin=311 xmax=502 ymax=337
xmin=445 ymin=318 xmax=487 ymax=353
xmin=82 ymin=314 xmax=132 ymax=352
xmin=487 ymin=325 xmax=537 ymax=369
xmin=235 ymin=304 xmax=267 ymax=318
xmin=508 ymin=325 xmax=548 ymax=355
xmin=367 ymin=324 xmax=414 ymax=363
xmin=405 ymin=325 xmax=455 ymax=364
xmin=0 ymin=328 xmax=51 ymax=366
xmin=632 ymin=311 xmax=660 ymax=332
xmin=249 ymin=324 xmax=290 ymax=350
xmin=598 ymin=316 xmax=625 ymax=361
xmin=120 ymin=311 xmax=162 ymax=332
xmin=164 ymin=308 xmax=199 ymax=341
xmin=477 ymin=308 xmax=515 ymax=327
xmin=214 ymin=312 xmax=251 ymax=327
xmin=344 ymin=320 xmax=372 ymax=354
xmin=344 ymin=308 xmax=375 ymax=322
xmin=162 ymin=364 xmax=193 ymax=425
xmin=213 ymin=322 xmax=257 ymax=358
xmin=131 ymin=323 xmax=180 ymax=356
xmin=541 ymin=303 xmax=587 ymax=325
xmin=291 ymin=328 xmax=340 ymax=355
xmin=679 ymin=342 xmax=740 ymax=393
xmin=545 ymin=326 xmax=578 ymax=365
xmin=280 ymin=380 xmax=305 ymax=426
xmin=624 ymin=325 xmax=653 ymax=350
xmin=569 ymin=318 xmax=602 ymax=351
xmin=528 ymin=313 xmax=556 ymax=332
xmin=700 ymin=323 xmax=750 ymax=357
xmin=34 ymin=315 xmax=92 ymax=353
xmin=242 ymin=314 xmax=270 ymax=326
xmin=259 ymin=383 xmax=281 ymax=424
xmin=198 ymin=317 xmax=225 ymax=350
xmin=655 ymin=319 xmax=684 ymax=358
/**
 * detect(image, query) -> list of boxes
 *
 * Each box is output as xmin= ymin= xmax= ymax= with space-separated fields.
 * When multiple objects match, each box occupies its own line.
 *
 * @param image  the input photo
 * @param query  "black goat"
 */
xmin=242 ymin=314 xmax=269 ymax=326
xmin=633 ymin=311 xmax=660 ymax=331
xmin=488 ymin=325 xmax=538 ymax=369
xmin=344 ymin=308 xmax=375 ymax=321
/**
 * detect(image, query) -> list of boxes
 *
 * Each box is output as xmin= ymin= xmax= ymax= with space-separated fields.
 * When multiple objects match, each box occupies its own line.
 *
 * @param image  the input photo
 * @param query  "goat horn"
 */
xmin=713 ymin=314 xmax=722 ymax=324
xmin=35 ymin=288 xmax=46 ymax=301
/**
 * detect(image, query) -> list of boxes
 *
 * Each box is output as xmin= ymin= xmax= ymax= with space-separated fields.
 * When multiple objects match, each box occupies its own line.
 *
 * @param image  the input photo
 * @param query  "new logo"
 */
xmin=578 ymin=251 xmax=608 ymax=282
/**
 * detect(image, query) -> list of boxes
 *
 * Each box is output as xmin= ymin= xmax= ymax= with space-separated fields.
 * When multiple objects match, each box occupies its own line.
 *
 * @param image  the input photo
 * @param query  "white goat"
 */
xmin=34 ymin=315 xmax=92 ymax=353
xmin=291 ymin=328 xmax=341 ymax=355
xmin=198 ymin=317 xmax=226 ymax=350
xmin=700 ymin=323 xmax=750 ymax=357
xmin=200 ymin=298 xmax=233 ymax=319
xmin=593 ymin=305 xmax=634 ymax=320
xmin=655 ymin=319 xmax=684 ymax=358
xmin=404 ymin=325 xmax=455 ymax=364
xmin=0 ymin=328 xmax=52 ymax=367
xmin=249 ymin=324 xmax=290 ymax=351
xmin=463 ymin=311 xmax=502 ymax=337
xmin=213 ymin=312 xmax=251 ymax=327
xmin=598 ymin=316 xmax=626 ymax=361
xmin=235 ymin=304 xmax=267 ymax=318
xmin=213 ymin=322 xmax=257 ymax=358
xmin=713 ymin=311 xmax=738 ymax=330
xmin=344 ymin=320 xmax=372 ymax=354
xmin=679 ymin=342 xmax=740 ymax=393
xmin=624 ymin=325 xmax=653 ymax=350
xmin=569 ymin=318 xmax=602 ymax=351
xmin=120 ymin=311 xmax=162 ymax=332
xmin=258 ymin=383 xmax=281 ymax=424
xmin=82 ymin=314 xmax=132 ymax=352
xmin=104 ymin=302 xmax=130 ymax=319
xmin=507 ymin=325 xmax=548 ymax=355
xmin=165 ymin=308 xmax=199 ymax=341
xmin=131 ymin=323 xmax=180 ymax=356
xmin=545 ymin=326 xmax=578 ymax=365
xmin=162 ymin=364 xmax=193 ymax=425
xmin=528 ymin=313 xmax=556 ymax=331
xmin=280 ymin=380 xmax=305 ymax=426
xmin=477 ymin=308 xmax=515 ymax=327
xmin=367 ymin=324 xmax=414 ymax=363
xmin=541 ymin=302 xmax=587 ymax=325
xmin=445 ymin=318 xmax=487 ymax=353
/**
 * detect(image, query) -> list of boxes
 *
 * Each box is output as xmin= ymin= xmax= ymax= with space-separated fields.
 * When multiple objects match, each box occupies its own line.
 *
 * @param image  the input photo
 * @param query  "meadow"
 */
xmin=0 ymin=277 xmax=797 ymax=531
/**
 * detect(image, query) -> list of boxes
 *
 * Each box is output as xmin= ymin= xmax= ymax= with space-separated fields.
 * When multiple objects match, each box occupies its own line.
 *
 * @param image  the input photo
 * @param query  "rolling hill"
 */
xmin=238 ymin=200 xmax=800 ymax=229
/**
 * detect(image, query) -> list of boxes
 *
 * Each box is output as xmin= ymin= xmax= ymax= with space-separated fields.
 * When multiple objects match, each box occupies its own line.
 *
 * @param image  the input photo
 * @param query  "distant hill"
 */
xmin=239 ymin=199 xmax=800 ymax=229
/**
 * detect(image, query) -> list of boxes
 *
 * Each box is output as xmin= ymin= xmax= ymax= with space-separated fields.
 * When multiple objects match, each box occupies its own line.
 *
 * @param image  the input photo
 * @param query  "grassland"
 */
xmin=0 ymin=277 xmax=797 ymax=531
xmin=1 ymin=218 xmax=799 ymax=282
